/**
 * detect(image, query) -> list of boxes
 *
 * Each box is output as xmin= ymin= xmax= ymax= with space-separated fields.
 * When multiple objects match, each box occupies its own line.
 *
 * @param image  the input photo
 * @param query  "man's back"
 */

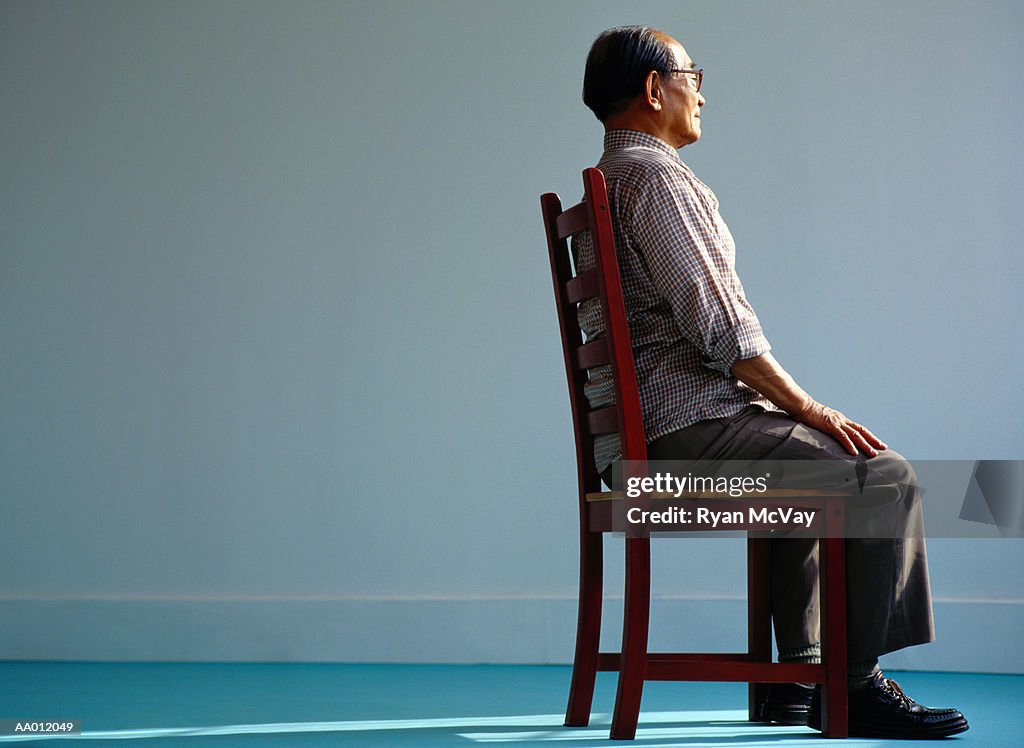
xmin=573 ymin=129 xmax=773 ymax=472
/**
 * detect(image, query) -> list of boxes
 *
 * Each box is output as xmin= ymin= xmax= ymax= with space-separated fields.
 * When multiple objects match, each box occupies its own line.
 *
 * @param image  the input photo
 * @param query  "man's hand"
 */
xmin=791 ymin=400 xmax=887 ymax=458
xmin=730 ymin=352 xmax=887 ymax=457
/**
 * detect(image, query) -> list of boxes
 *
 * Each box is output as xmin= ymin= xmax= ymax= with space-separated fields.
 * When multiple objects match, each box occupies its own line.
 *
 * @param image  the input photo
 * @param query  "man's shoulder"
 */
xmin=598 ymin=147 xmax=700 ymax=210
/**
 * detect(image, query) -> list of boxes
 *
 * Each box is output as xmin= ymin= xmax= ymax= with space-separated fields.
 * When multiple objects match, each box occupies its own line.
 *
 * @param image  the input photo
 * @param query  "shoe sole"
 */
xmin=809 ymin=717 xmax=970 ymax=739
xmin=762 ymin=705 xmax=810 ymax=726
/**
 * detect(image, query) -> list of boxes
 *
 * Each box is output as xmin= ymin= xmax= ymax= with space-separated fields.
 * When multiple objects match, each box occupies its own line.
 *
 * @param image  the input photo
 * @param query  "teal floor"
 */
xmin=0 ymin=663 xmax=1017 ymax=746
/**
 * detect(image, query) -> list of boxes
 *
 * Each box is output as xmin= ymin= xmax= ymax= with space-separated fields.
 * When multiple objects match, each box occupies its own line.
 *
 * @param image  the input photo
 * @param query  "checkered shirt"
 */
xmin=573 ymin=129 xmax=777 ymax=473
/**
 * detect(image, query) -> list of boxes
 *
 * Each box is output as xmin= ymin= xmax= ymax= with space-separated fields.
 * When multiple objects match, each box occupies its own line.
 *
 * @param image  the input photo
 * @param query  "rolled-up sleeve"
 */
xmin=630 ymin=165 xmax=770 ymax=374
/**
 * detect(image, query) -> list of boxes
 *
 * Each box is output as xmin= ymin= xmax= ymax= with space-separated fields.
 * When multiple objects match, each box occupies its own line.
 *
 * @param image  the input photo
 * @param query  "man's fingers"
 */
xmin=830 ymin=422 xmax=859 ymax=456
xmin=860 ymin=425 xmax=887 ymax=450
xmin=849 ymin=420 xmax=887 ymax=451
xmin=847 ymin=426 xmax=879 ymax=457
xmin=841 ymin=421 xmax=881 ymax=457
xmin=808 ymin=405 xmax=885 ymax=457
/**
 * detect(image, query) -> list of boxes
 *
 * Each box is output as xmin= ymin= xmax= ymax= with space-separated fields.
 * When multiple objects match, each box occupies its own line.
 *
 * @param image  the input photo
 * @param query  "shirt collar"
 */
xmin=603 ymin=129 xmax=681 ymax=162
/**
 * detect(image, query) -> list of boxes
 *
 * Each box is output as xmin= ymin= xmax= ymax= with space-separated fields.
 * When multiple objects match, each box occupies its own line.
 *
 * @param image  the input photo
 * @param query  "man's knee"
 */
xmin=864 ymin=449 xmax=919 ymax=502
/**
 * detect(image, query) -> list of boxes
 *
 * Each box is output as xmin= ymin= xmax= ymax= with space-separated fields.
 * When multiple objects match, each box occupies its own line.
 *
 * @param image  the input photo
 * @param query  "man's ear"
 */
xmin=644 ymin=70 xmax=663 ymax=111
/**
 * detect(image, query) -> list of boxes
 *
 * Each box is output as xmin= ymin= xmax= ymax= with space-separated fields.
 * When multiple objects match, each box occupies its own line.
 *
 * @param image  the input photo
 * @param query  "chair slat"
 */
xmin=565 ymin=269 xmax=598 ymax=304
xmin=587 ymin=405 xmax=618 ymax=435
xmin=555 ymin=201 xmax=590 ymax=239
xmin=575 ymin=338 xmax=609 ymax=370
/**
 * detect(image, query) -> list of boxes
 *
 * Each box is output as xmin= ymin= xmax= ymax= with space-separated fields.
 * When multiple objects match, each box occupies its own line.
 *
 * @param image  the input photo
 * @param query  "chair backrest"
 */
xmin=541 ymin=168 xmax=647 ymax=498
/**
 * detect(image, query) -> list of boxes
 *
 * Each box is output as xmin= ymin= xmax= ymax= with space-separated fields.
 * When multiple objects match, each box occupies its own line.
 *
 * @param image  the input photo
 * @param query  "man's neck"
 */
xmin=603 ymin=113 xmax=677 ymax=149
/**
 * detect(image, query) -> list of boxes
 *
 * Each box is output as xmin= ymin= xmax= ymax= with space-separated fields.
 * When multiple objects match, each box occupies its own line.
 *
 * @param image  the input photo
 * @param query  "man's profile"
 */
xmin=573 ymin=25 xmax=968 ymax=739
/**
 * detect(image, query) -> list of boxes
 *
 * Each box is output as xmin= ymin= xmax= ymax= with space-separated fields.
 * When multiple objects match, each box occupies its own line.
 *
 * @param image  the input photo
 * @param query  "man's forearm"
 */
xmin=730 ymin=352 xmax=814 ymax=417
xmin=730 ymin=352 xmax=886 ymax=457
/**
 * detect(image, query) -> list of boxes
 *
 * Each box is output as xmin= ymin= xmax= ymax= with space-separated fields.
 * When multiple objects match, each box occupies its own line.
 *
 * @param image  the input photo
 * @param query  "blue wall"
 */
xmin=2 ymin=0 xmax=1023 ymax=671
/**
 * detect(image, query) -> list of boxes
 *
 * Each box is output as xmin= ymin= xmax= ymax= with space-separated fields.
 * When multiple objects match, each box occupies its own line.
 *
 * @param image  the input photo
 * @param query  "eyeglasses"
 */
xmin=669 ymin=67 xmax=703 ymax=93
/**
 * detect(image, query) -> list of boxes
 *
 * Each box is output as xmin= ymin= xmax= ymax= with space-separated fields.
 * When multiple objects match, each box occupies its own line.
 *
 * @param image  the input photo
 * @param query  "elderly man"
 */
xmin=573 ymin=26 xmax=967 ymax=739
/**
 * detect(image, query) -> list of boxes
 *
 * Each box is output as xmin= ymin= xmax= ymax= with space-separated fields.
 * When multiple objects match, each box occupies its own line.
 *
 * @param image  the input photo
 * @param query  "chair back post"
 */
xmin=579 ymin=168 xmax=647 ymax=467
xmin=542 ymin=169 xmax=648 ymax=507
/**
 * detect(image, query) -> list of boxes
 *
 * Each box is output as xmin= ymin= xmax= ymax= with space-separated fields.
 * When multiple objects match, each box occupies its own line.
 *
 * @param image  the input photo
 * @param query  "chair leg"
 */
xmin=610 ymin=537 xmax=651 ymax=740
xmin=565 ymin=530 xmax=604 ymax=726
xmin=819 ymin=523 xmax=849 ymax=738
xmin=746 ymin=537 xmax=773 ymax=721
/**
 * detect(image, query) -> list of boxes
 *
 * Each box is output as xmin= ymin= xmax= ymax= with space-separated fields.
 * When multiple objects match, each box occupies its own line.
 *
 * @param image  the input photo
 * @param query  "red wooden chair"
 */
xmin=541 ymin=168 xmax=849 ymax=740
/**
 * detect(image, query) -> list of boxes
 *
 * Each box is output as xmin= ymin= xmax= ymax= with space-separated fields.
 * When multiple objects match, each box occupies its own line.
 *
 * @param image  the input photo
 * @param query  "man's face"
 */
xmin=659 ymin=36 xmax=705 ymax=147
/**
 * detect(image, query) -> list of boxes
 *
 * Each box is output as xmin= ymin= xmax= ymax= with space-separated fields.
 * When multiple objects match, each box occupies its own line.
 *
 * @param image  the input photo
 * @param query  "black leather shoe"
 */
xmin=759 ymin=682 xmax=814 ymax=725
xmin=808 ymin=672 xmax=969 ymax=738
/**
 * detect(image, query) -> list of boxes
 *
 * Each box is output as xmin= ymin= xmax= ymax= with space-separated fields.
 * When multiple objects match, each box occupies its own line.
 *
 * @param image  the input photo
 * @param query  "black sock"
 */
xmin=848 ymin=659 xmax=881 ymax=691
